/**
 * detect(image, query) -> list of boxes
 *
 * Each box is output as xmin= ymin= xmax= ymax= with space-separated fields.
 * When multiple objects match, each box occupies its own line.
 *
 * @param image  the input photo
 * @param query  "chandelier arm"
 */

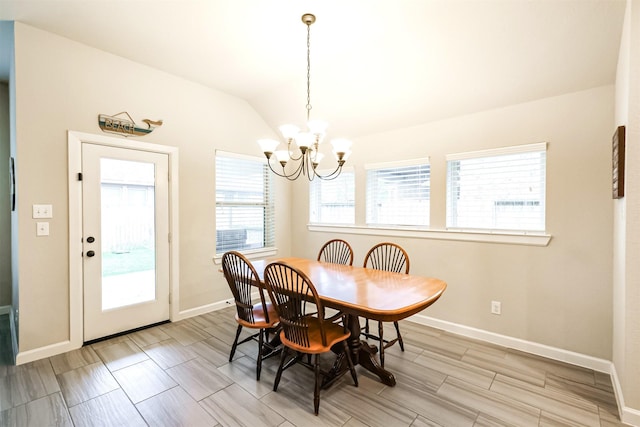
xmin=288 ymin=151 xmax=304 ymax=162
xmin=266 ymin=157 xmax=306 ymax=181
xmin=286 ymin=140 xmax=305 ymax=161
xmin=289 ymin=159 xmax=307 ymax=180
xmin=313 ymin=164 xmax=344 ymax=181
xmin=265 ymin=161 xmax=292 ymax=179
xmin=290 ymin=165 xmax=306 ymax=181
xmin=305 ymin=158 xmax=316 ymax=181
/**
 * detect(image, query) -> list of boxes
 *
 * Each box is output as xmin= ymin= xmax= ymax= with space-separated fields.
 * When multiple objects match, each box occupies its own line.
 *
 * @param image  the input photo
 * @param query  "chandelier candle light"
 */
xmin=257 ymin=13 xmax=352 ymax=181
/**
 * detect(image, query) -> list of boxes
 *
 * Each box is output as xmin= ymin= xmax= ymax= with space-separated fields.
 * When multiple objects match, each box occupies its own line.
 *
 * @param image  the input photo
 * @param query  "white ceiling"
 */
xmin=0 ymin=0 xmax=627 ymax=139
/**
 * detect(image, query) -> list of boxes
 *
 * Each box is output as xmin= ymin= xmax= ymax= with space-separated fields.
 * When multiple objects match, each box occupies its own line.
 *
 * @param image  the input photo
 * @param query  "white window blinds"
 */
xmin=446 ymin=143 xmax=546 ymax=232
xmin=365 ymin=159 xmax=430 ymax=227
xmin=309 ymin=169 xmax=355 ymax=224
xmin=215 ymin=151 xmax=275 ymax=254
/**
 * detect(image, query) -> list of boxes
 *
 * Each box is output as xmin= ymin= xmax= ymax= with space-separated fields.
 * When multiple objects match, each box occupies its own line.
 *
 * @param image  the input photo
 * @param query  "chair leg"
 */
xmin=364 ymin=318 xmax=370 ymax=335
xmin=313 ymin=354 xmax=321 ymax=415
xmin=229 ymin=324 xmax=243 ymax=362
xmin=273 ymin=346 xmax=288 ymax=392
xmin=256 ymin=328 xmax=264 ymax=381
xmin=394 ymin=321 xmax=404 ymax=351
xmin=342 ymin=341 xmax=358 ymax=387
xmin=378 ymin=321 xmax=385 ymax=368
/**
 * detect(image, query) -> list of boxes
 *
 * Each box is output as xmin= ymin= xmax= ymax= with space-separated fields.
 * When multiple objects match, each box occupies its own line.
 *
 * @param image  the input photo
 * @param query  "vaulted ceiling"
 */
xmin=0 ymin=0 xmax=627 ymax=139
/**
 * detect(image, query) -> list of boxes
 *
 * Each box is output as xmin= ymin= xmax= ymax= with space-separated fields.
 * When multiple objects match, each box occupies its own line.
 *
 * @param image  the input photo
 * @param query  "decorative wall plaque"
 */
xmin=98 ymin=111 xmax=163 ymax=137
xmin=9 ymin=157 xmax=15 ymax=211
xmin=612 ymin=125 xmax=625 ymax=199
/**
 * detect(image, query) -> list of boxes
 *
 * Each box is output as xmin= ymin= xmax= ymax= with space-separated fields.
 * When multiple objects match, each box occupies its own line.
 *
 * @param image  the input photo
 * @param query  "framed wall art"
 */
xmin=612 ymin=125 xmax=625 ymax=199
xmin=9 ymin=157 xmax=15 ymax=211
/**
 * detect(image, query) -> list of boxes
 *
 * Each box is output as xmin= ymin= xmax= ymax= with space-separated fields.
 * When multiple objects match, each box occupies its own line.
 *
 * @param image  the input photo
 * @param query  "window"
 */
xmin=446 ymin=143 xmax=546 ymax=232
xmin=309 ymin=169 xmax=355 ymax=224
xmin=215 ymin=151 xmax=275 ymax=253
xmin=365 ymin=159 xmax=430 ymax=227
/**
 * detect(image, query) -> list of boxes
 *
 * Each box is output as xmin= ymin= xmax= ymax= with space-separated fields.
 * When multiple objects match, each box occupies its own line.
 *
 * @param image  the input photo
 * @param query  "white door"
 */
xmin=82 ymin=143 xmax=170 ymax=342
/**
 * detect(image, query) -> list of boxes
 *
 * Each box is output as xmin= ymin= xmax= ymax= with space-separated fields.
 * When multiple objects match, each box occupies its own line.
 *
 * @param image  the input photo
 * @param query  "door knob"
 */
xmin=86 ymin=250 xmax=95 ymax=257
xmin=86 ymin=236 xmax=95 ymax=243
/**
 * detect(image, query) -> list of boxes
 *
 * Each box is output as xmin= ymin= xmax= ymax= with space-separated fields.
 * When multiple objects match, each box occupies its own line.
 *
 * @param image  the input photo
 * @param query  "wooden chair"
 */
xmin=317 ymin=239 xmax=354 ymax=325
xmin=317 ymin=239 xmax=354 ymax=265
xmin=221 ymin=251 xmax=280 ymax=381
xmin=362 ymin=242 xmax=410 ymax=367
xmin=264 ymin=261 xmax=358 ymax=415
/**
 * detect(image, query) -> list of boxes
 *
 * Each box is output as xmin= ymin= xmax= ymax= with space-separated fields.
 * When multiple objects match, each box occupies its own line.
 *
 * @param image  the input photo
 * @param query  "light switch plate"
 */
xmin=33 ymin=204 xmax=53 ymax=219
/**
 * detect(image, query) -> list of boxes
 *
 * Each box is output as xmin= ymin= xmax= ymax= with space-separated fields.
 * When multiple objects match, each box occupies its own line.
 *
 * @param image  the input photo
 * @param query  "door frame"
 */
xmin=68 ymin=130 xmax=180 ymax=349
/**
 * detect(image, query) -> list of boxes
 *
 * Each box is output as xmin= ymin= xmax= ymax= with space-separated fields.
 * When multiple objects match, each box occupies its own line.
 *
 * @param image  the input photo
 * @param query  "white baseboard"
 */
xmin=408 ymin=314 xmax=640 ymax=426
xmin=15 ymin=339 xmax=78 ymax=365
xmin=14 ymin=296 xmax=241 ymax=365
xmin=174 ymin=298 xmax=236 ymax=321
xmin=610 ymin=364 xmax=640 ymax=426
xmin=9 ymin=307 xmax=18 ymax=363
xmin=622 ymin=406 xmax=640 ymax=426
xmin=0 ymin=305 xmax=11 ymax=315
xmin=174 ymin=292 xmax=259 ymax=321
xmin=408 ymin=313 xmax=612 ymax=372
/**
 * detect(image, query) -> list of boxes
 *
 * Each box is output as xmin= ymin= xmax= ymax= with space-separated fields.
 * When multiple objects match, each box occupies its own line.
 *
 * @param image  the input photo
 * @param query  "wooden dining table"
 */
xmin=250 ymin=257 xmax=447 ymax=387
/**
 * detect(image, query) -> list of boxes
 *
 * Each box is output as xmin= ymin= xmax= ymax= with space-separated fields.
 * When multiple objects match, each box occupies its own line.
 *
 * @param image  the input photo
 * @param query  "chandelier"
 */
xmin=257 ymin=13 xmax=352 ymax=181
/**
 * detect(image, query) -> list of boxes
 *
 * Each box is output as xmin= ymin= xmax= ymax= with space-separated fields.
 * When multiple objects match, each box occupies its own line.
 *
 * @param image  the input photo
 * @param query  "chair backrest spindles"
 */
xmin=264 ymin=262 xmax=327 ymax=348
xmin=222 ymin=251 xmax=271 ymax=325
xmin=363 ymin=242 xmax=410 ymax=274
xmin=317 ymin=239 xmax=354 ymax=266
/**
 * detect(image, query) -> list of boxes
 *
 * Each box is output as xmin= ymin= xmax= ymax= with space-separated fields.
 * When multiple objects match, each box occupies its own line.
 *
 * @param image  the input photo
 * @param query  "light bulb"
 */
xmin=295 ymin=132 xmax=314 ymax=150
xmin=279 ymin=124 xmax=300 ymax=141
xmin=330 ymin=138 xmax=352 ymax=154
xmin=257 ymin=139 xmax=279 ymax=155
xmin=312 ymin=152 xmax=325 ymax=166
xmin=274 ymin=150 xmax=290 ymax=166
xmin=307 ymin=120 xmax=328 ymax=142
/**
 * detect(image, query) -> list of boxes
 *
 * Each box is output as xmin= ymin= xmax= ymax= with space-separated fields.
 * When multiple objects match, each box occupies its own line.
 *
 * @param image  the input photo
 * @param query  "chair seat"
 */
xmin=223 ymin=251 xmax=280 ymax=382
xmin=265 ymin=261 xmax=358 ymax=415
xmin=235 ymin=302 xmax=279 ymax=329
xmin=280 ymin=317 xmax=350 ymax=354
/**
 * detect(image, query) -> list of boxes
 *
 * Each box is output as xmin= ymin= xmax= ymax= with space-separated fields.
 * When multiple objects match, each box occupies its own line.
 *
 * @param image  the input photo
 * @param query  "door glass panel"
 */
xmin=100 ymin=158 xmax=156 ymax=310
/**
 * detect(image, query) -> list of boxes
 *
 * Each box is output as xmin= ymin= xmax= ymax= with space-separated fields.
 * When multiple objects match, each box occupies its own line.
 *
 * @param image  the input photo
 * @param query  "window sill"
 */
xmin=307 ymin=224 xmax=551 ymax=247
xmin=212 ymin=247 xmax=278 ymax=265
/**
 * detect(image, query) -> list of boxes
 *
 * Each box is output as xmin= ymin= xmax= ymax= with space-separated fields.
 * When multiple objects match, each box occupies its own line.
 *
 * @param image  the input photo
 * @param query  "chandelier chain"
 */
xmin=257 ymin=13 xmax=351 ymax=181
xmin=306 ymin=21 xmax=312 ymax=121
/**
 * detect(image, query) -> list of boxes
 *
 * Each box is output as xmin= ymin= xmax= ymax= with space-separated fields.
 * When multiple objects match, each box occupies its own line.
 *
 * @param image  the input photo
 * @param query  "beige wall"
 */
xmin=292 ymin=86 xmax=614 ymax=359
xmin=0 ymin=82 xmax=10 ymax=307
xmin=13 ymin=22 xmax=291 ymax=352
xmin=11 ymin=16 xmax=635 ymax=415
xmin=613 ymin=0 xmax=640 ymax=420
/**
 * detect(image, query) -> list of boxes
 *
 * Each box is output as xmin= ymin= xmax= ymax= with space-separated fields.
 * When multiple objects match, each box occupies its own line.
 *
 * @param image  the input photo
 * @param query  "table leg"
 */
xmin=261 ymin=326 xmax=282 ymax=358
xmin=323 ymin=314 xmax=396 ymax=388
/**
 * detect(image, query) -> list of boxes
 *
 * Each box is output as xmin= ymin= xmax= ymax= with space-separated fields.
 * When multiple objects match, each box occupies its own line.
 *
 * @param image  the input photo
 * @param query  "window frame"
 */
xmin=445 ymin=142 xmax=547 ymax=233
xmin=214 ymin=150 xmax=276 ymax=259
xmin=308 ymin=147 xmax=550 ymax=246
xmin=365 ymin=158 xmax=431 ymax=228
xmin=309 ymin=167 xmax=355 ymax=225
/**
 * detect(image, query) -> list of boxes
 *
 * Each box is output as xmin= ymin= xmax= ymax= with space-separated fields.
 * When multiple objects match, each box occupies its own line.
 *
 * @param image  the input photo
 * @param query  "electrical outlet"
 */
xmin=36 ymin=222 xmax=50 ymax=236
xmin=491 ymin=300 xmax=501 ymax=315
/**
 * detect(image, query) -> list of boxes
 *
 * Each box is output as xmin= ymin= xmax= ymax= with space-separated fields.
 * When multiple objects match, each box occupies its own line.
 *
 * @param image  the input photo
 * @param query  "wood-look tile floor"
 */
xmin=0 ymin=309 xmax=629 ymax=426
